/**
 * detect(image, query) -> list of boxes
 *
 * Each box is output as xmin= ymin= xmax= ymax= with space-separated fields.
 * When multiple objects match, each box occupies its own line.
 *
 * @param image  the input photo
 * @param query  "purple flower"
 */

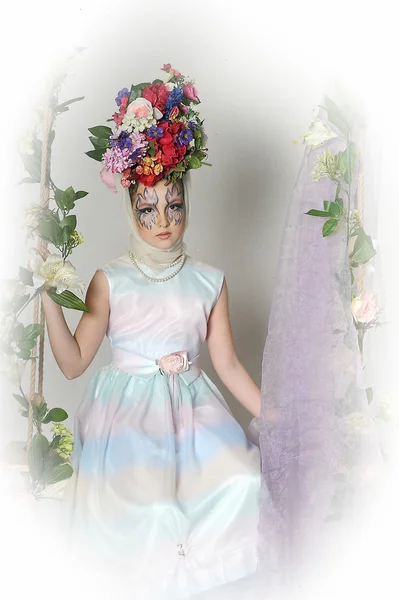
xmin=187 ymin=121 xmax=200 ymax=131
xmin=146 ymin=125 xmax=164 ymax=139
xmin=176 ymin=129 xmax=194 ymax=147
xmin=115 ymin=87 xmax=129 ymax=107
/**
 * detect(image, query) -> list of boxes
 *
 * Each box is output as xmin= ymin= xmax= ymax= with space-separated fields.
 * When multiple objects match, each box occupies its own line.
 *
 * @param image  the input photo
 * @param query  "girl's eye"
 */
xmin=169 ymin=204 xmax=183 ymax=211
xmin=139 ymin=207 xmax=154 ymax=214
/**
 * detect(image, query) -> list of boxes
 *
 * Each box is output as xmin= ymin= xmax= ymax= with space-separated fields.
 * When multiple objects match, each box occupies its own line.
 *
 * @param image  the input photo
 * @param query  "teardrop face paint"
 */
xmin=131 ymin=179 xmax=186 ymax=249
xmin=135 ymin=187 xmax=159 ymax=230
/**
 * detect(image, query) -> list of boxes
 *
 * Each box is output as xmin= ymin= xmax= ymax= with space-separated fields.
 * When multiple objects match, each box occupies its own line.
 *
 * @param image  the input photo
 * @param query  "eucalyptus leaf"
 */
xmin=42 ymin=407 xmax=68 ymax=424
xmin=46 ymin=289 xmax=89 ymax=312
xmin=322 ymin=219 xmax=339 ymax=237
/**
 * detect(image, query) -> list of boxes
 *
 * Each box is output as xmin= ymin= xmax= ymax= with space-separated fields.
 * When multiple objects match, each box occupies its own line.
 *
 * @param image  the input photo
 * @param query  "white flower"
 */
xmin=164 ymin=82 xmax=174 ymax=91
xmin=340 ymin=411 xmax=374 ymax=435
xmin=0 ymin=352 xmax=26 ymax=386
xmin=28 ymin=248 xmax=86 ymax=295
xmin=19 ymin=134 xmax=35 ymax=155
xmin=296 ymin=118 xmax=338 ymax=151
xmin=161 ymin=71 xmax=173 ymax=84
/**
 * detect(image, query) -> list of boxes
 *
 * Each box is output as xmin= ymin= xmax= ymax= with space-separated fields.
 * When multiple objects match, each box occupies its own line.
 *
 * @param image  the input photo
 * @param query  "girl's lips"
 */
xmin=157 ymin=232 xmax=171 ymax=238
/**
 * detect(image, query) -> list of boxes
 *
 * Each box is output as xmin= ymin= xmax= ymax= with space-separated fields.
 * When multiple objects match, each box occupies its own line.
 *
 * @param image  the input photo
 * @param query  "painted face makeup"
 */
xmin=135 ymin=188 xmax=159 ymax=230
xmin=132 ymin=180 xmax=186 ymax=249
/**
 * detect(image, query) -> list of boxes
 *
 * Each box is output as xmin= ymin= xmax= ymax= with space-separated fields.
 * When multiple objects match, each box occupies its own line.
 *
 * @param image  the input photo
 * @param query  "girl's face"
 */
xmin=131 ymin=179 xmax=186 ymax=249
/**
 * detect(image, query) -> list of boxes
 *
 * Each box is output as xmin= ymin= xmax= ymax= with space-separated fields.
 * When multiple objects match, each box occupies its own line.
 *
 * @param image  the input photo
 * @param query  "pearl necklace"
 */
xmin=129 ymin=251 xmax=183 ymax=269
xmin=129 ymin=251 xmax=186 ymax=283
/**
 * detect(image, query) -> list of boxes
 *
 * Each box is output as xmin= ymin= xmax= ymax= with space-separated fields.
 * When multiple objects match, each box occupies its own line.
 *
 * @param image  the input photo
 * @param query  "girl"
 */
xmin=40 ymin=69 xmax=263 ymax=599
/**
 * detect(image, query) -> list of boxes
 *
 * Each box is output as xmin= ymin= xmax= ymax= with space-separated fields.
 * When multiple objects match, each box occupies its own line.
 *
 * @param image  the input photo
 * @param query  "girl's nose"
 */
xmin=158 ymin=212 xmax=170 ymax=228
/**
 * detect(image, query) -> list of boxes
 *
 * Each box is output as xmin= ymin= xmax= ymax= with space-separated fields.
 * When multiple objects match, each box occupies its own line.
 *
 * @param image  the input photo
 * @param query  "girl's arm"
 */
xmin=40 ymin=269 xmax=110 ymax=380
xmin=206 ymin=278 xmax=261 ymax=418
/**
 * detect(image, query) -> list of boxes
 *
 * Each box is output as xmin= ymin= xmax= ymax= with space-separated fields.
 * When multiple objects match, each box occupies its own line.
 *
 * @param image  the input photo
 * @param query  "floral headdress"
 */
xmin=86 ymin=64 xmax=210 ymax=192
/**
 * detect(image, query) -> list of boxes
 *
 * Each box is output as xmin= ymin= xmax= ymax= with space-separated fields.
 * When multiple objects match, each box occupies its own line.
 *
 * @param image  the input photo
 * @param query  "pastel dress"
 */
xmin=61 ymin=252 xmax=261 ymax=599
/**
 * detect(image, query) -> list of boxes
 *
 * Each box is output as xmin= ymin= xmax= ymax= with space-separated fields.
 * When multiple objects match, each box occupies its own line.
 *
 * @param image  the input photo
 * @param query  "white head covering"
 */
xmin=118 ymin=173 xmax=191 ymax=269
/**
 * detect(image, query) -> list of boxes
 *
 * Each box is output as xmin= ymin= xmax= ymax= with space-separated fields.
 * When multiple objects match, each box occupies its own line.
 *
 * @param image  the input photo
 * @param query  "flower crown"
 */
xmin=86 ymin=64 xmax=210 ymax=192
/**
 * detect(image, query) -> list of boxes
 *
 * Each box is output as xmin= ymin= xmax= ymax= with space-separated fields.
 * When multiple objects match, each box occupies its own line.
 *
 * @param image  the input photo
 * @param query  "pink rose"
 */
xmin=351 ymin=292 xmax=379 ymax=323
xmin=126 ymin=97 xmax=152 ymax=119
xmin=183 ymin=84 xmax=199 ymax=102
xmin=158 ymin=351 xmax=189 ymax=375
xmin=179 ymin=103 xmax=188 ymax=113
xmin=100 ymin=168 xmax=117 ymax=193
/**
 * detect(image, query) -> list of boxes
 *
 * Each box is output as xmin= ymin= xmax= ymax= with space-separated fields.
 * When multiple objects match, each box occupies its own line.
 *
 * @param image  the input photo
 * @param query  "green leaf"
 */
xmin=19 ymin=266 xmax=34 ymax=286
xmin=18 ymin=177 xmax=38 ymax=185
xmin=46 ymin=289 xmax=89 ymax=312
xmin=13 ymin=393 xmax=29 ymax=409
xmin=15 ymin=349 xmax=32 ymax=360
xmin=24 ymin=323 xmax=43 ymax=340
xmin=75 ymin=190 xmax=88 ymax=200
xmin=85 ymin=148 xmax=105 ymax=162
xmin=337 ymin=143 xmax=357 ymax=185
xmin=88 ymin=125 xmax=113 ymax=139
xmin=40 ymin=462 xmax=73 ymax=486
xmin=188 ymin=156 xmax=202 ymax=169
xmin=28 ymin=433 xmax=49 ymax=482
xmin=151 ymin=79 xmax=164 ymax=85
xmin=328 ymin=202 xmax=342 ymax=219
xmin=54 ymin=186 xmax=76 ymax=211
xmin=89 ymin=135 xmax=109 ymax=150
xmin=336 ymin=197 xmax=344 ymax=210
xmin=55 ymin=96 xmax=85 ymax=113
xmin=48 ymin=435 xmax=62 ymax=452
xmin=324 ymin=95 xmax=350 ymax=137
xmin=37 ymin=220 xmax=62 ymax=245
xmin=60 ymin=215 xmax=77 ymax=231
xmin=349 ymin=227 xmax=377 ymax=264
xmin=366 ymin=387 xmax=374 ymax=404
xmin=20 ymin=153 xmax=41 ymax=183
xmin=11 ymin=322 xmax=25 ymax=342
xmin=42 ymin=407 xmax=68 ymax=424
xmin=322 ymin=219 xmax=339 ymax=237
xmin=305 ymin=209 xmax=330 ymax=217
xmin=17 ymin=338 xmax=37 ymax=351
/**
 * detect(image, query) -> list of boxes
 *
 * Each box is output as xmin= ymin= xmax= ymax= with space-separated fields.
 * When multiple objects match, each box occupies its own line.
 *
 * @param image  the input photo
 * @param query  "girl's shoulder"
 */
xmin=184 ymin=255 xmax=224 ymax=279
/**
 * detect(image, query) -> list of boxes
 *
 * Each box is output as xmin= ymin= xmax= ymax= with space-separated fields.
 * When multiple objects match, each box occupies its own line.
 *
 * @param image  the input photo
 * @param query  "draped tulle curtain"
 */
xmin=256 ymin=104 xmax=384 ymax=592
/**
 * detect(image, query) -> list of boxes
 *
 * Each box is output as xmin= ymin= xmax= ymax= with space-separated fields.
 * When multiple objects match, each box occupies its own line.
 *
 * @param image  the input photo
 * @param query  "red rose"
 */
xmin=142 ymin=84 xmax=170 ymax=113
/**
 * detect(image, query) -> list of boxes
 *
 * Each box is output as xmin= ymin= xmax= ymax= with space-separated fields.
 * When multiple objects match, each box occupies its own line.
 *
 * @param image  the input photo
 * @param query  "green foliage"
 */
xmin=349 ymin=227 xmax=377 ymax=265
xmin=46 ymin=289 xmax=89 ymax=312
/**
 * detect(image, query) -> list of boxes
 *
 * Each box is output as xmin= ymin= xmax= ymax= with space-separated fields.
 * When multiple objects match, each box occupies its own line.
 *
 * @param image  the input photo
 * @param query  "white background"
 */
xmin=0 ymin=1 xmax=398 ymax=596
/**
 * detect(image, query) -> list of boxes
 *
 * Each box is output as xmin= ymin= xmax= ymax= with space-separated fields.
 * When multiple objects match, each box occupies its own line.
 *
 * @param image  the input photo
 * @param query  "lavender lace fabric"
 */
xmin=257 ymin=114 xmax=384 ymax=590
